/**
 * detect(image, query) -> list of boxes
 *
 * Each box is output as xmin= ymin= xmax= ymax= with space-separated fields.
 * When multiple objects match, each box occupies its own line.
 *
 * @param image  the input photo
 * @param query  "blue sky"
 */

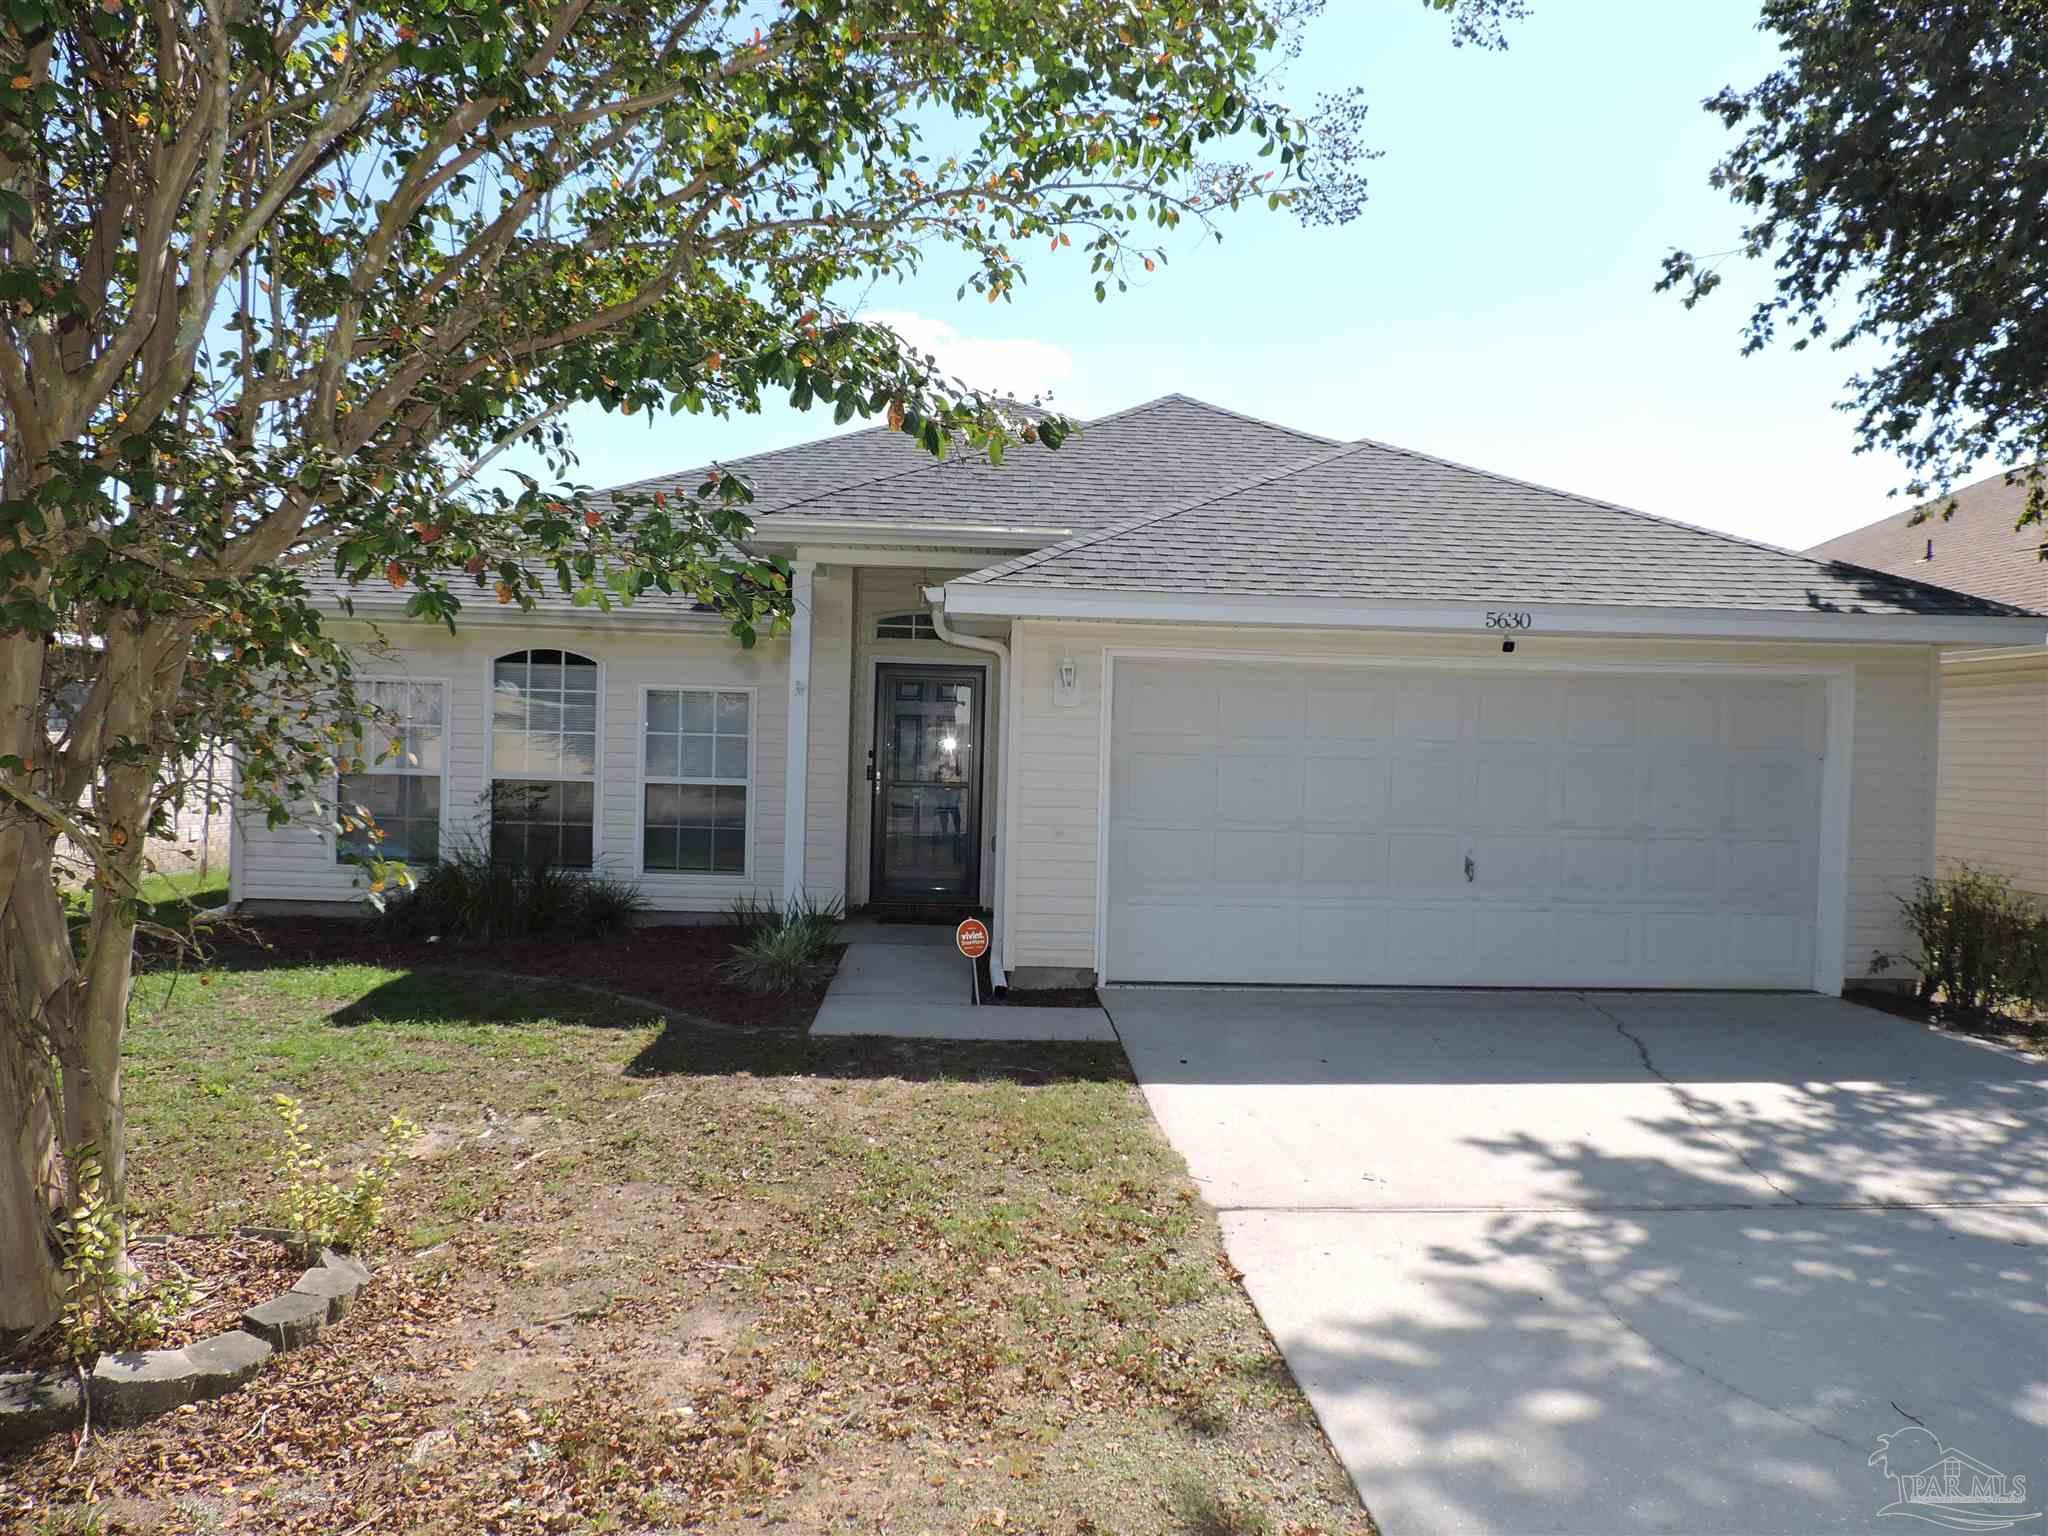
xmin=503 ymin=1 xmax=1949 ymax=552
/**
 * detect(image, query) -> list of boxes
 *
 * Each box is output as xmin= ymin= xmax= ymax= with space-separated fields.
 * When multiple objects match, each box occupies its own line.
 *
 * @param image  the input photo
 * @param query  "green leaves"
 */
xmin=0 ymin=0 xmax=1372 ymax=969
xmin=1672 ymin=0 xmax=2048 ymax=524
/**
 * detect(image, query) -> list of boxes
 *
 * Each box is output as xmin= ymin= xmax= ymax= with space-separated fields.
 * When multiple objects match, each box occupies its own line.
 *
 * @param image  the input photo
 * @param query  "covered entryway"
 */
xmin=1105 ymin=658 xmax=1836 ymax=988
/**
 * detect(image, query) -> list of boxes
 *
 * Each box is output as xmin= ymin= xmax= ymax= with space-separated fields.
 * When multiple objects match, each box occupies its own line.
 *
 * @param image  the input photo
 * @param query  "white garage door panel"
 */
xmin=1106 ymin=661 xmax=1827 ymax=988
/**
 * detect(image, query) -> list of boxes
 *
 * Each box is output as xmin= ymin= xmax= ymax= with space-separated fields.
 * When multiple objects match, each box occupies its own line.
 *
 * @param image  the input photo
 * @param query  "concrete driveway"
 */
xmin=1108 ymin=989 xmax=2048 ymax=1535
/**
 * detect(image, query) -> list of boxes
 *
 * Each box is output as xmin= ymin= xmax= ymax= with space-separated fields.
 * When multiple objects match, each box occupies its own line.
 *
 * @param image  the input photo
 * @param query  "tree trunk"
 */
xmin=0 ymin=1021 xmax=62 ymax=1332
xmin=0 ymin=618 xmax=165 ymax=1329
xmin=0 ymin=820 xmax=87 ymax=1330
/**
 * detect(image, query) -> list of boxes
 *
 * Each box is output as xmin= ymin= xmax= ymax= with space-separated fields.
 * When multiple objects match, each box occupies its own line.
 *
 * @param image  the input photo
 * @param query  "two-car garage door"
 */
xmin=1105 ymin=660 xmax=1828 ymax=988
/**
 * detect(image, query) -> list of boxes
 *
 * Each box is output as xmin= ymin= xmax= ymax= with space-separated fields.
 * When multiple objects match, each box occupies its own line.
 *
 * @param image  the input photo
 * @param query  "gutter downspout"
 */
xmin=925 ymin=586 xmax=1009 ymax=994
xmin=781 ymin=559 xmax=816 ymax=907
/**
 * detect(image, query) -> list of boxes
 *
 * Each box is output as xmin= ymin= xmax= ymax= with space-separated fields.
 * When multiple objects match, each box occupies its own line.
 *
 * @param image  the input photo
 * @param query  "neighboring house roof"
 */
xmin=954 ymin=436 xmax=2032 ymax=619
xmin=1805 ymin=469 xmax=2048 ymax=613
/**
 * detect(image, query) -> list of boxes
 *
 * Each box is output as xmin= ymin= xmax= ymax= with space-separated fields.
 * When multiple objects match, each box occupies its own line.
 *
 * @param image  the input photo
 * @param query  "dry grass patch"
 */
xmin=3 ymin=959 xmax=1370 ymax=1535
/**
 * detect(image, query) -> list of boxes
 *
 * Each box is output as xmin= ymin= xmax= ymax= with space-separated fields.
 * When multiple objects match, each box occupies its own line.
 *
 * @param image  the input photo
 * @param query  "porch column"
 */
xmin=780 ymin=559 xmax=816 ymax=906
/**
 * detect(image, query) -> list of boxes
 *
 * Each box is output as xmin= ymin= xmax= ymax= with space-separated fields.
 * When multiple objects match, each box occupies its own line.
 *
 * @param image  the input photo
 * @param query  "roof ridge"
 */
xmin=1148 ymin=392 xmax=1343 ymax=447
xmin=744 ymin=392 xmax=1341 ymax=525
xmin=961 ymin=437 xmax=1367 ymax=586
xmin=1336 ymin=432 xmax=2038 ymax=615
xmin=597 ymin=420 xmax=901 ymax=504
xmin=749 ymin=398 xmax=1108 ymax=518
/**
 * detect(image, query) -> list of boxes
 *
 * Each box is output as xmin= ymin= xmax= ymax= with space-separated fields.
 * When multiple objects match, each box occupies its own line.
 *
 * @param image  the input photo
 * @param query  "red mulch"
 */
xmin=180 ymin=920 xmax=834 ymax=1030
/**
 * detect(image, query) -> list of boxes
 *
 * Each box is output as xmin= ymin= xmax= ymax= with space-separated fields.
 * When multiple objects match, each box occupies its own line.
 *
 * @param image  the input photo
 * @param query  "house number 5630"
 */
xmin=1484 ymin=611 xmax=1533 ymax=630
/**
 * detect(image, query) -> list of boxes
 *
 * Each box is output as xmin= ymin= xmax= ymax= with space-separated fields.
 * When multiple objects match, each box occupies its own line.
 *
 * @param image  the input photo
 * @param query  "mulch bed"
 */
xmin=991 ymin=984 xmax=1104 ymax=1009
xmin=971 ymin=947 xmax=1103 ymax=1009
xmin=169 ymin=919 xmax=835 ymax=1030
xmin=1845 ymin=986 xmax=2047 ymax=1059
xmin=1 ymin=1233 xmax=302 ymax=1374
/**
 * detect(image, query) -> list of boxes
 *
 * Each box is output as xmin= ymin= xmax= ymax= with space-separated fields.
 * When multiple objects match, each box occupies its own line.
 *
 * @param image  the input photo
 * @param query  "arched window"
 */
xmin=489 ymin=649 xmax=598 ymax=868
xmin=875 ymin=612 xmax=937 ymax=640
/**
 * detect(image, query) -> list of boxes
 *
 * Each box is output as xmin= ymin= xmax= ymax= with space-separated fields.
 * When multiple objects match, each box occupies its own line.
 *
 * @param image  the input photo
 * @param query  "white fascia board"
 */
xmin=318 ymin=599 xmax=730 ymax=633
xmin=753 ymin=515 xmax=1068 ymax=549
xmin=792 ymin=545 xmax=1028 ymax=569
xmin=935 ymin=583 xmax=2048 ymax=647
xmin=1939 ymin=644 xmax=2048 ymax=674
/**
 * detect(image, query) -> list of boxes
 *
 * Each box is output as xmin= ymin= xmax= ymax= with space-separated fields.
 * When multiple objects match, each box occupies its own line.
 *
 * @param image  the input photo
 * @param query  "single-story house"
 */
xmin=1808 ymin=471 xmax=2048 ymax=896
xmin=231 ymin=396 xmax=2046 ymax=992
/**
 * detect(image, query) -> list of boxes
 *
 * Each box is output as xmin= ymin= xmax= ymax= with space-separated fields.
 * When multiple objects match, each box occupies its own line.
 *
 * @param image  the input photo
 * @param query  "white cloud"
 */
xmin=863 ymin=309 xmax=1076 ymax=405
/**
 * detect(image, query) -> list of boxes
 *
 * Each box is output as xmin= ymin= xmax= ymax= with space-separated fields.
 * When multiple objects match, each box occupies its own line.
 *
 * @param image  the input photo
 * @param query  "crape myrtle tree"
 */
xmin=0 ymin=0 xmax=1520 ymax=1328
xmin=1662 ymin=0 xmax=2048 ymax=536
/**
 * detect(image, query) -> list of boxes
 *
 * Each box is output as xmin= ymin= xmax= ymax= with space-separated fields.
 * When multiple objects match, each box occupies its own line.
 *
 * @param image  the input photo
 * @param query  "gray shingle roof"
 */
xmin=752 ymin=394 xmax=1335 ymax=533
xmin=588 ymin=420 xmax=937 ymax=518
xmin=957 ymin=436 xmax=2033 ymax=618
xmin=1805 ymin=470 xmax=2048 ymax=614
xmin=310 ymin=395 xmax=1331 ymax=619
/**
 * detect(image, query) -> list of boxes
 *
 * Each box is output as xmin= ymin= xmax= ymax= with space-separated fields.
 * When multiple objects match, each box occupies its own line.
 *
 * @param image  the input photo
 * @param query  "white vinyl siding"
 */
xmin=1936 ymin=653 xmax=2048 ymax=896
xmin=235 ymin=622 xmax=815 ymax=912
xmin=1006 ymin=623 xmax=1940 ymax=990
xmin=805 ymin=568 xmax=854 ymax=898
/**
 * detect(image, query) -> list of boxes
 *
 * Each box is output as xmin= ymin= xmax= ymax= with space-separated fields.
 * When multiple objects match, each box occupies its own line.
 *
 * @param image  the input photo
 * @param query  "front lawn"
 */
xmin=5 ymin=950 xmax=1370 ymax=1535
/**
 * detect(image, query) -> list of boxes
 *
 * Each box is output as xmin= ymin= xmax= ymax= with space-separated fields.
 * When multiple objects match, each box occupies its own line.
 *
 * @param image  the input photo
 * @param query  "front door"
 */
xmin=871 ymin=665 xmax=983 ymax=904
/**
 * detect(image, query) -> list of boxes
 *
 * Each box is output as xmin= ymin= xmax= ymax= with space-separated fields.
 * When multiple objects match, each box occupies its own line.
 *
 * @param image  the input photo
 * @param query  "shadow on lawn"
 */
xmin=314 ymin=962 xmax=1132 ymax=1086
xmin=323 ymin=967 xmax=669 ymax=1032
xmin=626 ymin=1017 xmax=1134 ymax=1087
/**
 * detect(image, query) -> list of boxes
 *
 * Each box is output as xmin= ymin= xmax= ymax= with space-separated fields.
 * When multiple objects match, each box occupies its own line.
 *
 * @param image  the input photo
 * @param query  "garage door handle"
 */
xmin=1464 ymin=854 xmax=1475 ymax=883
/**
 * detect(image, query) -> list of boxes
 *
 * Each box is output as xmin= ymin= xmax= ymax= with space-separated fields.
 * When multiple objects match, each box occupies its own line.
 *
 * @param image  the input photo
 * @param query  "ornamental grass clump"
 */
xmin=719 ymin=894 xmax=842 ymax=994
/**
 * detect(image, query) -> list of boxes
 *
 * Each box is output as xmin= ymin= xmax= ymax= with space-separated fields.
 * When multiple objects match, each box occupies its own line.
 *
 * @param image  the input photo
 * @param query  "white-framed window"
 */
xmin=489 ymin=649 xmax=598 ymax=869
xmin=876 ymin=612 xmax=937 ymax=640
xmin=336 ymin=679 xmax=446 ymax=865
xmin=640 ymin=687 xmax=751 ymax=875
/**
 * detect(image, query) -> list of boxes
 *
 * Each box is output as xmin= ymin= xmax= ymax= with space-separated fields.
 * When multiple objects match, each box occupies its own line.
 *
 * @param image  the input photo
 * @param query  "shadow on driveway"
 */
xmin=1110 ymin=988 xmax=2048 ymax=1535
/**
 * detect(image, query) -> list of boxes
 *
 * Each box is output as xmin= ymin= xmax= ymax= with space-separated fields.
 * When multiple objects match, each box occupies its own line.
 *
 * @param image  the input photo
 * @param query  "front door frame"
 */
xmin=869 ymin=661 xmax=988 ymax=907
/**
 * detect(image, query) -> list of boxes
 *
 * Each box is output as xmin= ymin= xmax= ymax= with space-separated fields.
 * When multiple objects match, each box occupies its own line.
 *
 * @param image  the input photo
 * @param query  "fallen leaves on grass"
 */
xmin=9 ymin=971 xmax=1374 ymax=1536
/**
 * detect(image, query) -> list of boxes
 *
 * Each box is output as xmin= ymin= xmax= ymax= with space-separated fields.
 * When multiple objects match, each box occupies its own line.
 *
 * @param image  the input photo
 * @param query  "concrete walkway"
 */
xmin=811 ymin=924 xmax=1114 ymax=1041
xmin=1110 ymin=987 xmax=2048 ymax=1536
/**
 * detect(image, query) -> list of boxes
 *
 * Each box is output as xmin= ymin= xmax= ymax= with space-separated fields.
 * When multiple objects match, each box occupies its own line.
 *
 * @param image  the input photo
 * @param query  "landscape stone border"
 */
xmin=0 ymin=1239 xmax=370 ymax=1447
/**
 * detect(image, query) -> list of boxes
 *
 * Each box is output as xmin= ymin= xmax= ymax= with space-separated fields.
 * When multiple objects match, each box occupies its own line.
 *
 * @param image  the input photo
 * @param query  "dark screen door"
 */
xmin=871 ymin=666 xmax=983 ymax=902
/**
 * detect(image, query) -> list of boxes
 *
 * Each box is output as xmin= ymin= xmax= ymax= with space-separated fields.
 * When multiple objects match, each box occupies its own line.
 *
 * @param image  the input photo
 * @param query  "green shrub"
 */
xmin=272 ymin=1095 xmax=419 ymax=1250
xmin=579 ymin=873 xmax=651 ymax=938
xmin=56 ymin=1145 xmax=193 ymax=1360
xmin=1884 ymin=864 xmax=2048 ymax=1018
xmin=718 ymin=895 xmax=843 ymax=994
xmin=380 ymin=846 xmax=647 ymax=943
